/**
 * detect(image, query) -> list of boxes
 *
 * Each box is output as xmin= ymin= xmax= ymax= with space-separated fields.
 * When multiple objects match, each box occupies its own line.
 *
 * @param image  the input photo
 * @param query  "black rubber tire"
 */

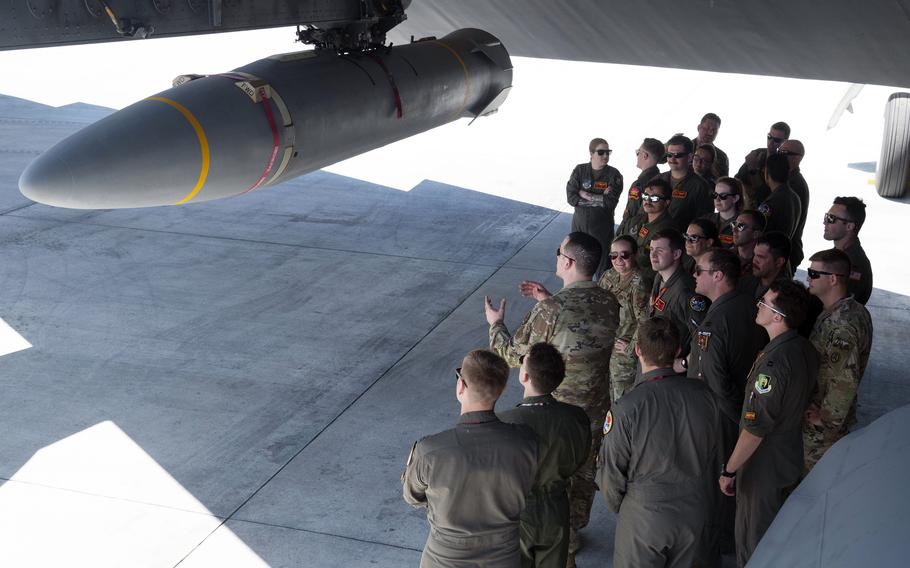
xmin=876 ymin=92 xmax=910 ymax=198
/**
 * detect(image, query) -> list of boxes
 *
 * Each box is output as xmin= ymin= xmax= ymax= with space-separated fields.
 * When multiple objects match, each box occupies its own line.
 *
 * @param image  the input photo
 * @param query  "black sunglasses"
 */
xmin=684 ymin=234 xmax=707 ymax=243
xmin=665 ymin=151 xmax=688 ymax=159
xmin=712 ymin=192 xmax=736 ymax=200
xmin=823 ymin=212 xmax=852 ymax=225
xmin=593 ymin=149 xmax=612 ymax=156
xmin=767 ymin=133 xmax=786 ymax=143
xmin=609 ymin=251 xmax=633 ymax=260
xmin=731 ymin=221 xmax=751 ymax=231
xmin=807 ymin=268 xmax=848 ymax=279
xmin=556 ymin=248 xmax=577 ymax=262
xmin=641 ymin=193 xmax=669 ymax=203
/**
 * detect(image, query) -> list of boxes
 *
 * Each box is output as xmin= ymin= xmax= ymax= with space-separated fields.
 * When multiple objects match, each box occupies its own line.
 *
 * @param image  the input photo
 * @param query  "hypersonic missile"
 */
xmin=19 ymin=28 xmax=512 ymax=209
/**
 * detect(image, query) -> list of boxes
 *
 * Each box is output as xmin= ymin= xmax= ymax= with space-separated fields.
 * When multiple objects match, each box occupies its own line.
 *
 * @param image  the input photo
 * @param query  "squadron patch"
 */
xmin=653 ymin=297 xmax=666 ymax=311
xmin=594 ymin=181 xmax=609 ymax=190
xmin=629 ymin=188 xmax=640 ymax=201
xmin=603 ymin=411 xmax=614 ymax=435
xmin=758 ymin=203 xmax=771 ymax=217
xmin=689 ymin=296 xmax=708 ymax=312
xmin=719 ymin=234 xmax=734 ymax=246
xmin=745 ymin=411 xmax=757 ymax=421
xmin=672 ymin=189 xmax=688 ymax=199
xmin=697 ymin=331 xmax=712 ymax=351
xmin=639 ymin=226 xmax=650 ymax=238
xmin=754 ymin=373 xmax=773 ymax=394
xmin=851 ymin=270 xmax=862 ymax=281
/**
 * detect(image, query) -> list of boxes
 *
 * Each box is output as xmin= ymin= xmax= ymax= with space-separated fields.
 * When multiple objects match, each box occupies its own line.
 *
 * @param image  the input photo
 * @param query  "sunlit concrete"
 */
xmin=0 ymin=52 xmax=908 ymax=567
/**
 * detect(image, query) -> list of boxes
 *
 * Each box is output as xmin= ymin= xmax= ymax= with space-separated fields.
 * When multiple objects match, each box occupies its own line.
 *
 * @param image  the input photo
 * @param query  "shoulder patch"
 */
xmin=758 ymin=202 xmax=771 ymax=217
xmin=629 ymin=188 xmax=640 ymax=200
xmin=697 ymin=331 xmax=712 ymax=351
xmin=689 ymin=295 xmax=707 ymax=312
xmin=603 ymin=411 xmax=614 ymax=435
xmin=754 ymin=373 xmax=773 ymax=394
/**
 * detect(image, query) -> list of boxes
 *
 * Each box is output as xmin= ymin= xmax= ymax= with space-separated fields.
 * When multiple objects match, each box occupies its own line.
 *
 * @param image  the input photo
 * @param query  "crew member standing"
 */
xmin=567 ymin=138 xmax=624 ymax=275
xmin=719 ymin=280 xmax=819 ymax=567
xmin=403 ymin=350 xmax=539 ymax=568
xmin=499 ymin=342 xmax=591 ymax=568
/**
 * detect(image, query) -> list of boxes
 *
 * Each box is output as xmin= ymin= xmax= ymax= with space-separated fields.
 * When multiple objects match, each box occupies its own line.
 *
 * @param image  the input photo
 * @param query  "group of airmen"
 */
xmin=400 ymin=114 xmax=875 ymax=568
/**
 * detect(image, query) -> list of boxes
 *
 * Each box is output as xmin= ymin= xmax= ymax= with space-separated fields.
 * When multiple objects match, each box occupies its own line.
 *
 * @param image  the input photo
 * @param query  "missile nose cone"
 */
xmin=19 ymin=96 xmax=219 ymax=209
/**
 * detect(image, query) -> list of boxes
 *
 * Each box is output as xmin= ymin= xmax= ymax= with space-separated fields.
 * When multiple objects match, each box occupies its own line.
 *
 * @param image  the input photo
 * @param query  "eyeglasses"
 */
xmin=593 ymin=149 xmax=612 ymax=156
xmin=776 ymin=149 xmax=802 ymax=157
xmin=756 ymin=298 xmax=788 ymax=318
xmin=767 ymin=133 xmax=786 ymax=144
xmin=455 ymin=367 xmax=465 ymax=384
xmin=823 ymin=212 xmax=852 ymax=225
xmin=712 ymin=192 xmax=736 ymax=200
xmin=665 ymin=151 xmax=688 ymax=159
xmin=556 ymin=248 xmax=576 ymax=262
xmin=609 ymin=251 xmax=633 ymax=260
xmin=641 ymin=193 xmax=669 ymax=203
xmin=731 ymin=221 xmax=751 ymax=231
xmin=684 ymin=234 xmax=707 ymax=243
xmin=807 ymin=268 xmax=848 ymax=279
xmin=635 ymin=149 xmax=646 ymax=157
xmin=694 ymin=266 xmax=718 ymax=275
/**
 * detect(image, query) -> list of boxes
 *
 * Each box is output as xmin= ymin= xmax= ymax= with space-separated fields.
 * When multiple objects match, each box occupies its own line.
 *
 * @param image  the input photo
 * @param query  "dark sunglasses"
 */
xmin=767 ymin=133 xmax=786 ymax=144
xmin=665 ymin=151 xmax=689 ymax=159
xmin=556 ymin=248 xmax=577 ymax=262
xmin=609 ymin=251 xmax=633 ymax=260
xmin=641 ymin=193 xmax=669 ymax=203
xmin=712 ymin=192 xmax=736 ymax=200
xmin=807 ymin=268 xmax=848 ymax=279
xmin=823 ymin=212 xmax=852 ymax=224
xmin=731 ymin=221 xmax=751 ymax=231
xmin=593 ymin=149 xmax=612 ymax=156
xmin=684 ymin=234 xmax=707 ymax=243
xmin=455 ymin=367 xmax=464 ymax=382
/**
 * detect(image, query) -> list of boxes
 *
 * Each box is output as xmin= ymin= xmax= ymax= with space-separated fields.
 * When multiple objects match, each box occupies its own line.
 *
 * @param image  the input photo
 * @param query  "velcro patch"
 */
xmin=653 ymin=297 xmax=666 ymax=311
xmin=697 ymin=331 xmax=712 ymax=351
xmin=672 ymin=189 xmax=688 ymax=199
xmin=720 ymin=234 xmax=734 ymax=245
xmin=629 ymin=188 xmax=640 ymax=201
xmin=594 ymin=181 xmax=609 ymax=190
xmin=754 ymin=373 xmax=773 ymax=394
xmin=758 ymin=203 xmax=771 ymax=217
xmin=690 ymin=296 xmax=707 ymax=312
xmin=603 ymin=411 xmax=614 ymax=435
xmin=745 ymin=411 xmax=757 ymax=421
xmin=639 ymin=226 xmax=649 ymax=238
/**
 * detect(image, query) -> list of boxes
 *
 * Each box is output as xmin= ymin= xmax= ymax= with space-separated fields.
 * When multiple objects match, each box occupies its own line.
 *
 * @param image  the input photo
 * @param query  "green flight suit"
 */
xmin=659 ymin=170 xmax=714 ymax=230
xmin=567 ymin=163 xmax=624 ymax=274
xmin=499 ymin=395 xmax=591 ymax=568
xmin=620 ymin=165 xmax=660 ymax=225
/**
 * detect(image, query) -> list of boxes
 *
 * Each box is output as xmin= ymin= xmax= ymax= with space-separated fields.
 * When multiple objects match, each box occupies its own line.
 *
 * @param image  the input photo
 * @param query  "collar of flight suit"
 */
xmin=764 ymin=328 xmax=801 ymax=352
xmin=518 ymin=394 xmax=555 ymax=406
xmin=633 ymin=366 xmax=679 ymax=388
xmin=458 ymin=410 xmax=500 ymax=425
xmin=705 ymin=289 xmax=740 ymax=316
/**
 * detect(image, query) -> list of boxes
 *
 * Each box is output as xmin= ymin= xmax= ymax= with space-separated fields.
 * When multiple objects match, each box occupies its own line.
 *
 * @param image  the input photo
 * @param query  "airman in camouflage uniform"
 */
xmin=597 ymin=235 xmax=653 ymax=402
xmin=487 ymin=232 xmax=619 ymax=564
xmin=804 ymin=249 xmax=874 ymax=472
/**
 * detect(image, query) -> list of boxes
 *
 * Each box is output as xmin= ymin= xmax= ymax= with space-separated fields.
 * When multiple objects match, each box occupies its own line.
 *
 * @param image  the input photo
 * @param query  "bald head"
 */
xmin=779 ymin=140 xmax=804 ymax=170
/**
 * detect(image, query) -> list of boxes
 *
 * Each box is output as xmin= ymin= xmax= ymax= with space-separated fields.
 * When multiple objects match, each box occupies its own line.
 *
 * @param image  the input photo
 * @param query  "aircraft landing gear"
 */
xmin=876 ymin=92 xmax=910 ymax=198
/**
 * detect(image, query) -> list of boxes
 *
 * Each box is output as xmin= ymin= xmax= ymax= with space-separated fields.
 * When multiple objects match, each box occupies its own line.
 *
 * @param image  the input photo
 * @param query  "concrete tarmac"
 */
xmin=0 ymin=87 xmax=907 ymax=567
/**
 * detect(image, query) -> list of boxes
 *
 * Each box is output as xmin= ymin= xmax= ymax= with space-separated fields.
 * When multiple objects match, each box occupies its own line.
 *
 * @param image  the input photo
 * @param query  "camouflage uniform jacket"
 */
xmin=620 ymin=165 xmax=660 ymax=224
xmin=808 ymin=296 xmax=873 ymax=440
xmin=489 ymin=281 xmax=619 ymax=407
xmin=598 ymin=268 xmax=653 ymax=357
xmin=658 ymin=170 xmax=714 ymax=230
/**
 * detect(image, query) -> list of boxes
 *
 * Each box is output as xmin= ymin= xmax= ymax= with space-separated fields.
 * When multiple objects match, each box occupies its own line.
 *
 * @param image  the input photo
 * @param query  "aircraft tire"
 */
xmin=876 ymin=92 xmax=910 ymax=198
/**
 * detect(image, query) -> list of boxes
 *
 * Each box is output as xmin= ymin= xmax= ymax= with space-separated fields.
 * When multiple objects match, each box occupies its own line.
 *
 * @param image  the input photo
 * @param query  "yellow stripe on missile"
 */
xmin=432 ymin=41 xmax=471 ymax=117
xmin=145 ymin=96 xmax=210 ymax=205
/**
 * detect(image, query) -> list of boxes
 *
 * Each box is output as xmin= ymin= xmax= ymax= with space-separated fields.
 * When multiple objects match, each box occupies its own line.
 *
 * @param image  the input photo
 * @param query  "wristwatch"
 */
xmin=721 ymin=466 xmax=737 ymax=478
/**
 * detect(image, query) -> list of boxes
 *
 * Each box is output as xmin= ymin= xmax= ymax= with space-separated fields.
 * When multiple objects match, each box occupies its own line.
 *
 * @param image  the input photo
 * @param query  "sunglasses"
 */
xmin=665 ymin=151 xmax=689 ymax=159
xmin=609 ymin=251 xmax=633 ymax=260
xmin=455 ymin=367 xmax=464 ymax=384
xmin=712 ymin=192 xmax=736 ymax=200
xmin=767 ymin=133 xmax=786 ymax=144
xmin=756 ymin=298 xmax=788 ymax=318
xmin=731 ymin=221 xmax=751 ymax=231
xmin=593 ymin=149 xmax=612 ymax=156
xmin=807 ymin=268 xmax=848 ymax=279
xmin=556 ymin=248 xmax=577 ymax=262
xmin=641 ymin=193 xmax=669 ymax=203
xmin=684 ymin=234 xmax=707 ymax=243
xmin=823 ymin=212 xmax=852 ymax=225
xmin=635 ymin=149 xmax=647 ymax=157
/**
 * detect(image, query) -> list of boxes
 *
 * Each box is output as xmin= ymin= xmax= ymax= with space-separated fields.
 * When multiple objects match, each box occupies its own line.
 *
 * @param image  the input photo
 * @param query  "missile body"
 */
xmin=19 ymin=28 xmax=512 ymax=209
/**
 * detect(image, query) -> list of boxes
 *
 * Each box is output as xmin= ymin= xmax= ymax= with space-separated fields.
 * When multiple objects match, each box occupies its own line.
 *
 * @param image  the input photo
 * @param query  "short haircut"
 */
xmin=833 ymin=196 xmax=867 ymax=233
xmin=638 ymin=316 xmax=679 ymax=367
xmin=771 ymin=121 xmax=791 ymax=138
xmin=701 ymin=112 xmax=721 ymax=125
xmin=715 ymin=176 xmax=743 ymax=197
xmin=697 ymin=143 xmax=717 ymax=162
xmin=707 ymin=247 xmax=742 ymax=283
xmin=612 ymin=234 xmax=639 ymax=255
xmin=666 ymin=134 xmax=694 ymax=154
xmin=589 ymin=137 xmax=608 ymax=153
xmin=565 ymin=232 xmax=602 ymax=277
xmin=809 ymin=248 xmax=852 ymax=280
xmin=764 ymin=153 xmax=790 ymax=183
xmin=739 ymin=209 xmax=767 ymax=232
xmin=755 ymin=231 xmax=792 ymax=261
xmin=461 ymin=349 xmax=509 ymax=401
xmin=524 ymin=342 xmax=566 ymax=394
xmin=767 ymin=280 xmax=809 ymax=329
xmin=688 ymin=218 xmax=719 ymax=244
xmin=653 ymin=228 xmax=685 ymax=253
xmin=641 ymin=137 xmax=667 ymax=164
xmin=644 ymin=177 xmax=672 ymax=198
